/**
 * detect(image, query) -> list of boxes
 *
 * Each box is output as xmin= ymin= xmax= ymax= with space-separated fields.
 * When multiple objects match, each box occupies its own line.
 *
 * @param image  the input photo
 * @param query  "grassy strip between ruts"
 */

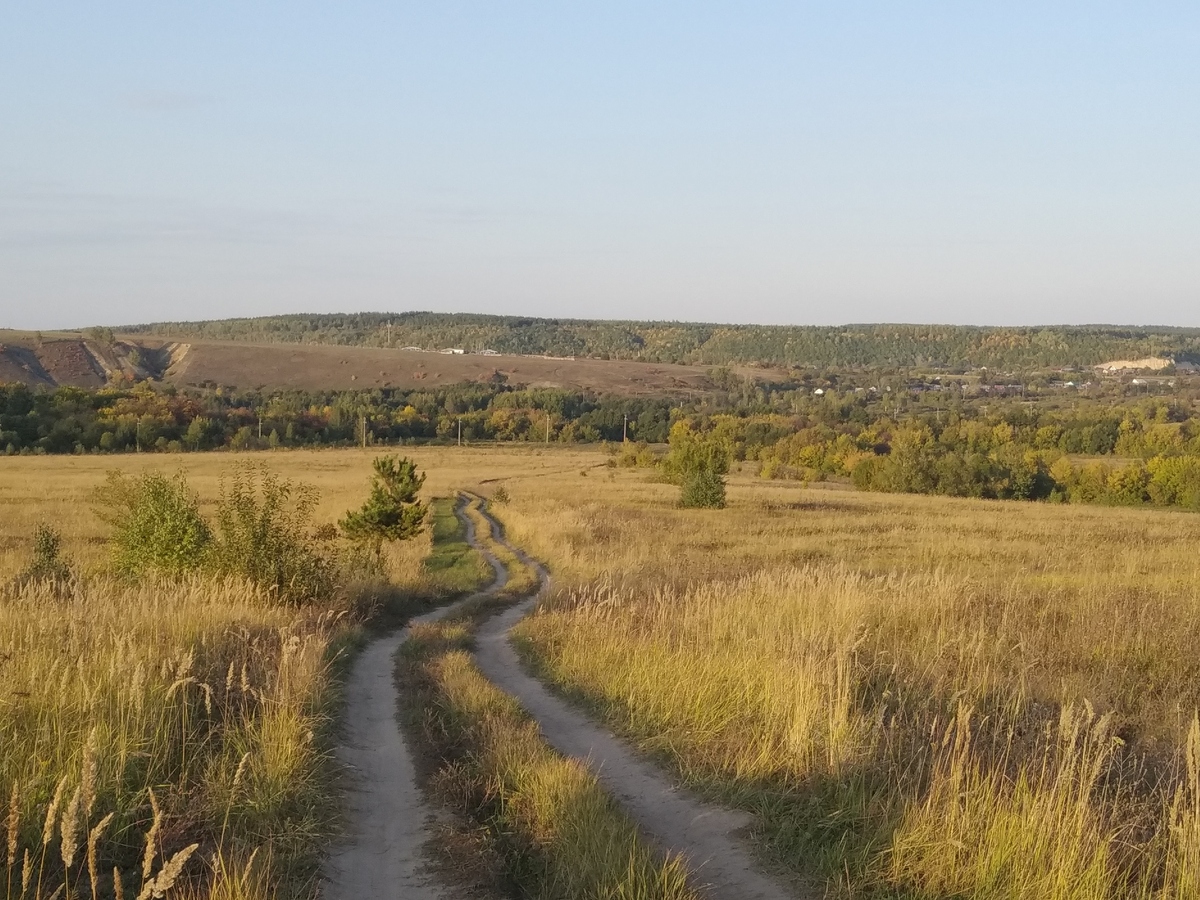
xmin=395 ymin=513 xmax=697 ymax=900
xmin=424 ymin=497 xmax=496 ymax=599
xmin=459 ymin=494 xmax=541 ymax=601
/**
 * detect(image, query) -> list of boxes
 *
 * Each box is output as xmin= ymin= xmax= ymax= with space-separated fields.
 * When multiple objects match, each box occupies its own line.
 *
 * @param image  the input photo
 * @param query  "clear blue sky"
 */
xmin=2 ymin=2 xmax=1198 ymax=330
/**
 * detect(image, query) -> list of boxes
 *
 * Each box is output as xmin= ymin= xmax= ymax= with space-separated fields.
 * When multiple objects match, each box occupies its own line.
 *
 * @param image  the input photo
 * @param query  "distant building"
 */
xmin=400 ymin=346 xmax=424 ymax=351
xmin=439 ymin=348 xmax=465 ymax=355
xmin=479 ymin=349 xmax=500 ymax=356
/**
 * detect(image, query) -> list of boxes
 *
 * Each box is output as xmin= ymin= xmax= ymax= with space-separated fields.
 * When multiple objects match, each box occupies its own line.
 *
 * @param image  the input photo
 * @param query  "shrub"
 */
xmin=213 ymin=467 xmax=333 ymax=603
xmin=94 ymin=470 xmax=212 ymax=576
xmin=680 ymin=469 xmax=726 ymax=509
xmin=491 ymin=485 xmax=511 ymax=505
xmin=666 ymin=421 xmax=729 ymax=509
xmin=340 ymin=456 xmax=427 ymax=556
xmin=10 ymin=523 xmax=75 ymax=593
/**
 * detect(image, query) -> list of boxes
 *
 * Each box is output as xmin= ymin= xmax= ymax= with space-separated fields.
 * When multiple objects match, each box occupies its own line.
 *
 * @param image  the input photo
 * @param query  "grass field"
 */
xmin=494 ymin=465 xmax=1200 ymax=899
xmin=0 ymin=446 xmax=596 ymax=899
xmin=8 ymin=443 xmax=1200 ymax=898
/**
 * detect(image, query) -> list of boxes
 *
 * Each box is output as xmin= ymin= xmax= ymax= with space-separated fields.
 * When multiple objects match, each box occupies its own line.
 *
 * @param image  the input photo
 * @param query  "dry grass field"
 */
xmin=8 ymin=444 xmax=1200 ymax=898
xmin=0 ymin=445 xmax=595 ymax=900
xmin=0 ymin=445 xmax=597 ymax=581
xmin=493 ymin=464 xmax=1200 ymax=899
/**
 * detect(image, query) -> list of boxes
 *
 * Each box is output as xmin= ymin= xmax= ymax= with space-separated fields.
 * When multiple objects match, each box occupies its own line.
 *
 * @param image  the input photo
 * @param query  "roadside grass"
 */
xmin=0 ymin=449 xmax=572 ymax=899
xmin=0 ymin=574 xmax=341 ymax=900
xmin=498 ymin=469 xmax=1200 ymax=899
xmin=396 ymin=491 xmax=695 ymax=900
xmin=397 ymin=617 xmax=698 ymax=900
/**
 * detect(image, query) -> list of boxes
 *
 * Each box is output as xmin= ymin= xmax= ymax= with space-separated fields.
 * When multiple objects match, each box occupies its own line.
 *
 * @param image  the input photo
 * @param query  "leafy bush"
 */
xmin=213 ymin=467 xmax=333 ymax=603
xmin=679 ymin=469 xmax=727 ymax=509
xmin=94 ymin=471 xmax=212 ymax=576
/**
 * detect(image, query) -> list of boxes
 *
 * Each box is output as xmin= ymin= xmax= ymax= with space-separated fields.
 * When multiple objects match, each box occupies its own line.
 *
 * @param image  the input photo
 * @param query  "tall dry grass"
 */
xmin=0 ymin=446 xmax=600 ymax=899
xmin=496 ymin=468 xmax=1200 ymax=898
xmin=0 ymin=574 xmax=342 ymax=900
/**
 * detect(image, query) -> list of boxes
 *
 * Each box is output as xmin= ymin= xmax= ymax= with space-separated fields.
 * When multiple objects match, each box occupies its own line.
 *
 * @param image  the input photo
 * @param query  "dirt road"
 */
xmin=467 ymin=504 xmax=798 ymax=900
xmin=322 ymin=503 xmax=505 ymax=900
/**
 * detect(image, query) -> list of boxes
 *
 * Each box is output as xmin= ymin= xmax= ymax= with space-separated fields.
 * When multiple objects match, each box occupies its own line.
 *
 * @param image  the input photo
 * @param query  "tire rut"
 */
xmin=466 ymin=501 xmax=799 ymax=900
xmin=322 ymin=499 xmax=505 ymax=900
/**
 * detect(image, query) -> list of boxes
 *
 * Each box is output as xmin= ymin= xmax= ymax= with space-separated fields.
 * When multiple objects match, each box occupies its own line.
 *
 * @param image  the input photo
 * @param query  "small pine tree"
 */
xmin=339 ymin=456 xmax=428 ymax=556
xmin=15 ymin=523 xmax=74 ymax=590
xmin=665 ymin=421 xmax=729 ymax=509
xmin=679 ymin=469 xmax=726 ymax=509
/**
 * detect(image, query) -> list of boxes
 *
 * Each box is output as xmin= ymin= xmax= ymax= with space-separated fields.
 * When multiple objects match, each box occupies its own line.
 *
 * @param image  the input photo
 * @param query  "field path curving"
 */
xmin=467 ymin=502 xmax=799 ymax=900
xmin=322 ymin=499 xmax=505 ymax=900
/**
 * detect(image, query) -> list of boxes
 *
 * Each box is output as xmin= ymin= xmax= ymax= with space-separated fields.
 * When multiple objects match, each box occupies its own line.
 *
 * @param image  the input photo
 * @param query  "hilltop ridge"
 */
xmin=118 ymin=312 xmax=1200 ymax=370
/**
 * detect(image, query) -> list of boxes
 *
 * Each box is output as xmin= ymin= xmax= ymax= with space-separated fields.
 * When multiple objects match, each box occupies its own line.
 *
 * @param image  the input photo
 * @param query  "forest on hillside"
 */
xmin=118 ymin=312 xmax=1200 ymax=370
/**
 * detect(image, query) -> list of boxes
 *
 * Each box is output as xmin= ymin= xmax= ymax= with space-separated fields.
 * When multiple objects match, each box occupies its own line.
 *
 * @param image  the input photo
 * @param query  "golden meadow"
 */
xmin=0 ymin=446 xmax=574 ymax=900
xmin=498 ymin=460 xmax=1200 ymax=899
xmin=6 ymin=444 xmax=1200 ymax=898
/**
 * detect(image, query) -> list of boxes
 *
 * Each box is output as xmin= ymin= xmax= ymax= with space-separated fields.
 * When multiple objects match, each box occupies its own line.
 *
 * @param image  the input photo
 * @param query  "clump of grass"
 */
xmin=0 ymin=572 xmax=346 ymax=900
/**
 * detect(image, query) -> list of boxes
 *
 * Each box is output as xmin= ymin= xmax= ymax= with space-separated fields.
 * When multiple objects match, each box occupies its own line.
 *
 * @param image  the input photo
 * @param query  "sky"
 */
xmin=1 ymin=2 xmax=1198 ymax=330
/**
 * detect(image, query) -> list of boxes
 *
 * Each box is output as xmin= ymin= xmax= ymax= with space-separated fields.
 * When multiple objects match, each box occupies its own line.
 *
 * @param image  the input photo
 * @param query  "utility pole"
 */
xmin=545 ymin=411 xmax=551 ymax=444
xmin=258 ymin=415 xmax=262 ymax=440
xmin=457 ymin=418 xmax=462 ymax=447
xmin=360 ymin=413 xmax=367 ymax=450
xmin=386 ymin=321 xmax=392 ymax=346
xmin=623 ymin=413 xmax=628 ymax=443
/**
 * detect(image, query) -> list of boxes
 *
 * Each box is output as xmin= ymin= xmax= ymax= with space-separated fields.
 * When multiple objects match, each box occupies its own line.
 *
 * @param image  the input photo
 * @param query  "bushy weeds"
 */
xmin=95 ymin=471 xmax=212 ymax=576
xmin=9 ymin=523 xmax=74 ymax=594
xmin=93 ymin=467 xmax=336 ymax=604
xmin=212 ymin=468 xmax=333 ymax=604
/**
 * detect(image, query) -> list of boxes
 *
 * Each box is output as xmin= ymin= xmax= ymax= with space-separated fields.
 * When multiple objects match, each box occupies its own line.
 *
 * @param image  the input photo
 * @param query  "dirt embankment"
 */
xmin=0 ymin=330 xmax=781 ymax=396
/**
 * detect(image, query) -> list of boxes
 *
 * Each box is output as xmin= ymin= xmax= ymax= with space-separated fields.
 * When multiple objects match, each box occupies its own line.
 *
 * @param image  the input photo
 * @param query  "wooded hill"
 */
xmin=120 ymin=313 xmax=1200 ymax=370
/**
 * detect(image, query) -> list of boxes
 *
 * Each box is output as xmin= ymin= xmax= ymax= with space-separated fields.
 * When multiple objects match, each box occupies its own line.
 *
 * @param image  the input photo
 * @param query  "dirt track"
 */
xmin=322 ymin=503 xmax=505 ymax=900
xmin=467 ymin=504 xmax=798 ymax=900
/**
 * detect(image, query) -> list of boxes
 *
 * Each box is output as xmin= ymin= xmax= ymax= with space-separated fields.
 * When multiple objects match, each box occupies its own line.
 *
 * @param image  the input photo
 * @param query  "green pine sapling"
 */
xmin=339 ymin=455 xmax=428 ymax=557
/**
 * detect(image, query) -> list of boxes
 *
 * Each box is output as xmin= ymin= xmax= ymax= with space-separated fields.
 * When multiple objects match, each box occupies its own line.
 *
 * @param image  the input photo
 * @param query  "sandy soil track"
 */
xmin=467 ymin=504 xmax=798 ymax=900
xmin=322 ymin=503 xmax=505 ymax=900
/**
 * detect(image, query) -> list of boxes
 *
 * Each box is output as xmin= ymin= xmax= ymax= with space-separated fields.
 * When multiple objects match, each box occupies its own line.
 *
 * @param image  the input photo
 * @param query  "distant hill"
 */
xmin=119 ymin=312 xmax=1200 ymax=370
xmin=0 ymin=330 xmax=758 ymax=395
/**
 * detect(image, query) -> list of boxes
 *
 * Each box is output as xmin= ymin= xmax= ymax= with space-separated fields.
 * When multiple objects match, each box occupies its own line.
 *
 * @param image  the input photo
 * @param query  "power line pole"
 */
xmin=360 ymin=413 xmax=367 ymax=450
xmin=623 ymin=413 xmax=628 ymax=443
xmin=457 ymin=418 xmax=462 ymax=447
xmin=545 ymin=411 xmax=551 ymax=444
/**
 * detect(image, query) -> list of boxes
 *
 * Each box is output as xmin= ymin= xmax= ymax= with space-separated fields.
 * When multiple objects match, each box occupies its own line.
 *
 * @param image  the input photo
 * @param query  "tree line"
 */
xmin=118 ymin=312 xmax=1200 ymax=369
xmin=0 ymin=381 xmax=676 ymax=455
